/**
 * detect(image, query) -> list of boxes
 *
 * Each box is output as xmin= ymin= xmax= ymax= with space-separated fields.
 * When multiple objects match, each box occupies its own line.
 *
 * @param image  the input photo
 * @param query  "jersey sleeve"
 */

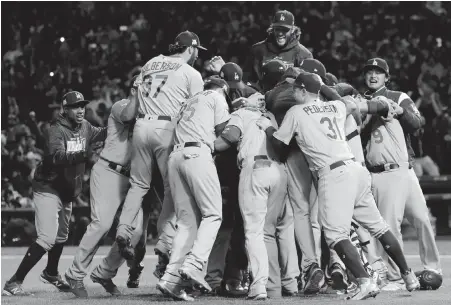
xmin=214 ymin=95 xmax=231 ymax=127
xmin=110 ymin=99 xmax=129 ymax=124
xmin=273 ymin=107 xmax=299 ymax=145
xmin=188 ymin=69 xmax=204 ymax=97
xmin=227 ymin=110 xmax=245 ymax=134
xmin=398 ymin=93 xmax=422 ymax=133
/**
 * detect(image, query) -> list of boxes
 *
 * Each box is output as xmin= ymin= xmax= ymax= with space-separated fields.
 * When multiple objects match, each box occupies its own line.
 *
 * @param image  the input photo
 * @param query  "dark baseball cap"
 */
xmin=220 ymin=63 xmax=243 ymax=83
xmin=272 ymin=10 xmax=295 ymax=28
xmin=174 ymin=31 xmax=207 ymax=50
xmin=294 ymin=71 xmax=338 ymax=99
xmin=204 ymin=76 xmax=230 ymax=94
xmin=325 ymin=72 xmax=339 ymax=86
xmin=363 ymin=57 xmax=389 ymax=76
xmin=62 ymin=91 xmax=90 ymax=107
xmin=299 ymin=59 xmax=327 ymax=80
xmin=261 ymin=59 xmax=286 ymax=81
xmin=282 ymin=67 xmax=302 ymax=80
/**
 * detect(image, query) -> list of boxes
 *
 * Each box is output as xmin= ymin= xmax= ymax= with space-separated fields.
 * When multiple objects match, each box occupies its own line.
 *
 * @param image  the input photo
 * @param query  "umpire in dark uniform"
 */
xmin=3 ymin=91 xmax=107 ymax=296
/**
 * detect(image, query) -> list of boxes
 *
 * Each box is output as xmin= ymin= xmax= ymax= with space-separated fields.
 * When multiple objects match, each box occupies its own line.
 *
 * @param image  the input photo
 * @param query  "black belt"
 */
xmin=346 ymin=129 xmax=359 ymax=141
xmin=254 ymin=155 xmax=269 ymax=161
xmin=181 ymin=142 xmax=202 ymax=148
xmin=100 ymin=156 xmax=130 ymax=177
xmin=367 ymin=163 xmax=399 ymax=173
xmin=329 ymin=158 xmax=356 ymax=171
xmin=137 ymin=114 xmax=171 ymax=121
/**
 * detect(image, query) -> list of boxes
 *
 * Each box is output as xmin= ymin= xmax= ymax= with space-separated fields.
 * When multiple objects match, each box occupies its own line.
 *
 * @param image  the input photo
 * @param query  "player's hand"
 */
xmin=388 ymin=100 xmax=404 ymax=116
xmin=205 ymin=56 xmax=225 ymax=74
xmin=246 ymin=92 xmax=265 ymax=109
xmin=256 ymin=116 xmax=272 ymax=131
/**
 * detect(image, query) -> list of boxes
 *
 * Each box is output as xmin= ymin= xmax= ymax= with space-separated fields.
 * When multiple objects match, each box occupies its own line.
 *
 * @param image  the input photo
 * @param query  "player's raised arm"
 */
xmin=396 ymin=95 xmax=423 ymax=133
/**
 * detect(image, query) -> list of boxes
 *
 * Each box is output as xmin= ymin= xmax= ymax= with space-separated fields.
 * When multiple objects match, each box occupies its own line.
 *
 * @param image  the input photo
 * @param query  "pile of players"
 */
xmin=3 ymin=9 xmax=443 ymax=302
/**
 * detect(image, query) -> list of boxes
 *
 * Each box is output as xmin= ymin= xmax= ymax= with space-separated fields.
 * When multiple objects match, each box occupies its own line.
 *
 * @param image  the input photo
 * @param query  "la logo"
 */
xmin=280 ymin=14 xmax=285 ymax=21
xmin=234 ymin=72 xmax=239 ymax=80
xmin=192 ymin=39 xmax=198 ymax=45
xmin=372 ymin=59 xmax=378 ymax=66
xmin=76 ymin=92 xmax=82 ymax=99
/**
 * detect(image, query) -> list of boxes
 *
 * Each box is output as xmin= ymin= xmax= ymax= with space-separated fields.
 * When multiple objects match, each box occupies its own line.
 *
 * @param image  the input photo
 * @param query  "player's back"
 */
xmin=175 ymin=90 xmax=230 ymax=150
xmin=135 ymin=54 xmax=203 ymax=117
xmin=288 ymin=100 xmax=354 ymax=171
xmin=100 ymin=99 xmax=133 ymax=166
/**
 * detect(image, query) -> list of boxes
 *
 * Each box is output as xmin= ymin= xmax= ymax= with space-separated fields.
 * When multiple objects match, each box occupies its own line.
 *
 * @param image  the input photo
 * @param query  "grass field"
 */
xmin=1 ymin=239 xmax=450 ymax=305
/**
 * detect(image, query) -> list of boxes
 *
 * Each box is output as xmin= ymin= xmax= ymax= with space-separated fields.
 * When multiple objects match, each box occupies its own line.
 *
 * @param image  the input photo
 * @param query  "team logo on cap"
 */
xmin=192 ymin=39 xmax=198 ymax=45
xmin=76 ymin=92 xmax=82 ymax=99
xmin=280 ymin=14 xmax=285 ymax=21
xmin=220 ymin=71 xmax=224 ymax=78
xmin=372 ymin=59 xmax=378 ymax=66
xmin=234 ymin=72 xmax=239 ymax=80
xmin=314 ymin=68 xmax=318 ymax=72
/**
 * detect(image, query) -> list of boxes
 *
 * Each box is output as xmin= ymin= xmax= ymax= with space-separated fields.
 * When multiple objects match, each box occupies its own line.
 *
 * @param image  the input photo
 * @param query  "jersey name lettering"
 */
xmin=148 ymin=61 xmax=182 ymax=72
xmin=303 ymin=104 xmax=338 ymax=115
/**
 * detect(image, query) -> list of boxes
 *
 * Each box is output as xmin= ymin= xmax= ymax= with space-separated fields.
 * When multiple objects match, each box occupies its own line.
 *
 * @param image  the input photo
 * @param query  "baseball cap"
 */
xmin=294 ymin=71 xmax=339 ymax=99
xmin=299 ymin=59 xmax=327 ymax=80
xmin=62 ymin=91 xmax=90 ymax=107
xmin=174 ymin=31 xmax=207 ymax=50
xmin=325 ymin=72 xmax=339 ymax=86
xmin=261 ymin=59 xmax=286 ymax=84
xmin=220 ymin=63 xmax=243 ymax=83
xmin=282 ymin=67 xmax=302 ymax=80
xmin=204 ymin=76 xmax=230 ymax=94
xmin=363 ymin=58 xmax=389 ymax=76
xmin=272 ymin=10 xmax=295 ymax=29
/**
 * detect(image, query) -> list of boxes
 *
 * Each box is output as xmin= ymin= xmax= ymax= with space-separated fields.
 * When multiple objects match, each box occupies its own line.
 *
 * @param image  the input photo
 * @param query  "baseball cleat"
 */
xmin=224 ymin=281 xmax=248 ymax=296
xmin=2 ymin=280 xmax=31 ymax=296
xmin=329 ymin=263 xmax=348 ymax=291
xmin=303 ymin=263 xmax=325 ymax=295
xmin=116 ymin=236 xmax=135 ymax=261
xmin=372 ymin=260 xmax=389 ymax=289
xmin=157 ymin=280 xmax=194 ymax=301
xmin=402 ymin=269 xmax=421 ymax=292
xmin=127 ymin=262 xmax=144 ymax=288
xmin=40 ymin=270 xmax=71 ymax=292
xmin=65 ymin=274 xmax=88 ymax=298
xmin=178 ymin=266 xmax=212 ymax=292
xmin=90 ymin=274 xmax=121 ymax=296
xmin=246 ymin=293 xmax=267 ymax=300
xmin=346 ymin=278 xmax=380 ymax=300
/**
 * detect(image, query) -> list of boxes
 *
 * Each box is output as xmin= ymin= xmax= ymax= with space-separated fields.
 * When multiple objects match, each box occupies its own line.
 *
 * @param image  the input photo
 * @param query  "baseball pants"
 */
xmin=161 ymin=144 xmax=222 ymax=285
xmin=117 ymin=118 xmax=176 ymax=257
xmin=369 ymin=165 xmax=441 ymax=280
xmin=66 ymin=159 xmax=131 ymax=280
xmin=318 ymin=161 xmax=389 ymax=249
xmin=33 ymin=190 xmax=72 ymax=251
xmin=286 ymin=148 xmax=319 ymax=271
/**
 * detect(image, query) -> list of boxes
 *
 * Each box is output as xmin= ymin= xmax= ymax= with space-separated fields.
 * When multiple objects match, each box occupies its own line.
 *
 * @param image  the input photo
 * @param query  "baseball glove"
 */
xmin=414 ymin=270 xmax=443 ymax=290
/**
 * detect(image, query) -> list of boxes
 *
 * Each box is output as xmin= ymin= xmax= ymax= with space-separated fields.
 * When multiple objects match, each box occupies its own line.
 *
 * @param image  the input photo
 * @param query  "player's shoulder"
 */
xmin=384 ymin=88 xmax=411 ymax=104
xmin=251 ymin=40 xmax=266 ymax=55
xmin=294 ymin=42 xmax=313 ymax=59
xmin=110 ymin=99 xmax=129 ymax=118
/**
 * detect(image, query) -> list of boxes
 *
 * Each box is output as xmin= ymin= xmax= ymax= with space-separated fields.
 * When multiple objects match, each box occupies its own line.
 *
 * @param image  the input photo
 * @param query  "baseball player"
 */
xmin=247 ymin=10 xmax=312 ymax=82
xmin=213 ymin=93 xmax=298 ymax=299
xmin=64 ymin=79 xmax=145 ymax=297
xmin=3 ymin=91 xmax=107 ymax=296
xmin=257 ymin=71 xmax=420 ymax=300
xmin=115 ymin=31 xmax=205 ymax=278
xmin=264 ymin=60 xmax=325 ymax=294
xmin=157 ymin=77 xmax=231 ymax=301
xmin=360 ymin=58 xmax=442 ymax=285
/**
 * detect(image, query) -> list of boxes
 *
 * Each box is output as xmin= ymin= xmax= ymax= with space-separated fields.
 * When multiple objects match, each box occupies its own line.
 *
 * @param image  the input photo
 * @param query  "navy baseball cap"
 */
xmin=62 ymin=91 xmax=90 ymax=107
xmin=204 ymin=76 xmax=230 ymax=94
xmin=174 ymin=31 xmax=207 ymax=50
xmin=363 ymin=58 xmax=389 ymax=76
xmin=294 ymin=71 xmax=339 ymax=99
xmin=272 ymin=10 xmax=295 ymax=28
xmin=325 ymin=72 xmax=339 ymax=86
xmin=261 ymin=59 xmax=286 ymax=82
xmin=220 ymin=63 xmax=243 ymax=83
xmin=299 ymin=59 xmax=327 ymax=80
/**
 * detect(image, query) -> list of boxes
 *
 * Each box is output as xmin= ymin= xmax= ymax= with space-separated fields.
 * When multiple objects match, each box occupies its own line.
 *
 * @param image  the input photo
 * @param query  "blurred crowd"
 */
xmin=2 ymin=2 xmax=451 ymax=243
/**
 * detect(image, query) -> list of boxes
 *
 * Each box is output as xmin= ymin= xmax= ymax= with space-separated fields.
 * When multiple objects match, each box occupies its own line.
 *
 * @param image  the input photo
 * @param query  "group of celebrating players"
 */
xmin=3 ymin=9 xmax=443 ymax=302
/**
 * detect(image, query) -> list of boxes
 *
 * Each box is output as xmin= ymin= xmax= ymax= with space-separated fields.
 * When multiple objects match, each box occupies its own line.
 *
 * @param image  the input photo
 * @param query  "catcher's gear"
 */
xmin=414 ymin=270 xmax=443 ymax=290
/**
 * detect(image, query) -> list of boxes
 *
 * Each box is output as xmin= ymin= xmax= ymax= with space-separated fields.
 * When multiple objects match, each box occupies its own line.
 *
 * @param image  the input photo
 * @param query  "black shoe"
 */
xmin=90 ymin=274 xmax=121 ymax=296
xmin=40 ymin=270 xmax=71 ymax=292
xmin=127 ymin=262 xmax=144 ymax=288
xmin=116 ymin=236 xmax=135 ymax=261
xmin=329 ymin=263 xmax=348 ymax=291
xmin=153 ymin=248 xmax=169 ymax=279
xmin=65 ymin=274 xmax=88 ymax=298
xmin=2 ymin=280 xmax=31 ymax=296
xmin=304 ymin=263 xmax=325 ymax=295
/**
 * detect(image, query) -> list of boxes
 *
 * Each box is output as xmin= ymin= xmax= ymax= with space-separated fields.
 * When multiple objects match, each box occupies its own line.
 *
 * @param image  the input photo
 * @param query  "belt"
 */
xmin=137 ymin=114 xmax=172 ymax=121
xmin=367 ymin=163 xmax=401 ymax=173
xmin=99 ymin=156 xmax=130 ymax=177
xmin=254 ymin=155 xmax=269 ymax=161
xmin=346 ymin=129 xmax=359 ymax=141
xmin=316 ymin=158 xmax=356 ymax=177
xmin=173 ymin=142 xmax=211 ymax=153
xmin=239 ymin=155 xmax=272 ymax=169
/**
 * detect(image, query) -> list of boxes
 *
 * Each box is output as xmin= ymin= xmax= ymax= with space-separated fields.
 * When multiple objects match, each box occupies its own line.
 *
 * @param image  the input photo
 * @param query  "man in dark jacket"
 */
xmin=3 ymin=91 xmax=107 ymax=296
xmin=246 ymin=10 xmax=313 ymax=82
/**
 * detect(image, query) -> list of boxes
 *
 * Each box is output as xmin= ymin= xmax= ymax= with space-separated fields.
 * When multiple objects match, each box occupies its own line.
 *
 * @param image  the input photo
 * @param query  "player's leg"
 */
xmin=117 ymin=120 xmax=155 ymax=245
xmin=158 ymin=150 xmax=199 ymax=300
xmin=369 ymin=169 xmax=409 ymax=282
xmin=66 ymin=162 xmax=128 ymax=289
xmin=239 ymin=160 xmax=273 ymax=300
xmin=353 ymin=165 xmax=420 ymax=292
xmin=178 ymin=147 xmax=222 ymax=290
xmin=274 ymin=190 xmax=300 ymax=296
xmin=3 ymin=190 xmax=65 ymax=296
xmin=405 ymin=169 xmax=441 ymax=274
